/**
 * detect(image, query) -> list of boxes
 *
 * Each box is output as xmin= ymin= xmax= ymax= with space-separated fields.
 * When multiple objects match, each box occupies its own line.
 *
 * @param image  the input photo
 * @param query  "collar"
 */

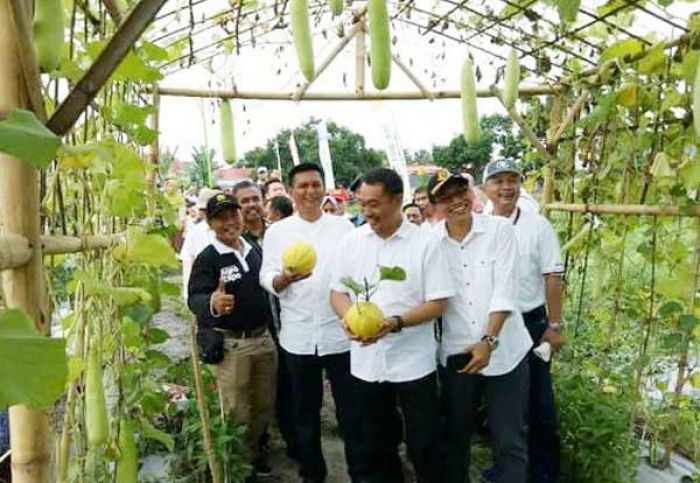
xmin=362 ymin=218 xmax=413 ymax=240
xmin=212 ymin=236 xmax=252 ymax=258
xmin=435 ymin=215 xmax=486 ymax=241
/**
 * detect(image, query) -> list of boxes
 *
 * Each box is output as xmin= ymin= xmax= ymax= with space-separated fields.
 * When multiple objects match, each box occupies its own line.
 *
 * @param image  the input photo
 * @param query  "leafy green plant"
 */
xmin=340 ymin=265 xmax=406 ymax=301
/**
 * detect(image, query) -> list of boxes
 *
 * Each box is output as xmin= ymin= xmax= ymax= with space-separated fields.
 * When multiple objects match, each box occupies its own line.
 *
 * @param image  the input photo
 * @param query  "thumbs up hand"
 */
xmin=212 ymin=278 xmax=235 ymax=315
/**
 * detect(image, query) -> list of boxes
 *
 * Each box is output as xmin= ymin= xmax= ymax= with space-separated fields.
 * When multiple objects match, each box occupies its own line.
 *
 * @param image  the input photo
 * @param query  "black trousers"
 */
xmin=356 ymin=372 xmax=443 ymax=483
xmin=285 ymin=350 xmax=366 ymax=482
xmin=442 ymin=358 xmax=529 ymax=483
xmin=523 ymin=306 xmax=561 ymax=483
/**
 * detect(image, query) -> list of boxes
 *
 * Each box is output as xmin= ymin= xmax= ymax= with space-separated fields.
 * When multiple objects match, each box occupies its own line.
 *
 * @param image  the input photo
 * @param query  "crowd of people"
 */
xmin=177 ymin=158 xmax=565 ymax=483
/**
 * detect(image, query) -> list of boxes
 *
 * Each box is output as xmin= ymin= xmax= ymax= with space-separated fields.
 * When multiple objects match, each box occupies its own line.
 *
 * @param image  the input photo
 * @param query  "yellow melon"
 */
xmin=282 ymin=241 xmax=317 ymax=276
xmin=346 ymin=301 xmax=384 ymax=338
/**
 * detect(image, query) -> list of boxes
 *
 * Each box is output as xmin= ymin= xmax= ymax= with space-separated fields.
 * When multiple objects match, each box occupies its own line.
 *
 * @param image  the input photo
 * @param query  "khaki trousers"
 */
xmin=214 ymin=331 xmax=278 ymax=460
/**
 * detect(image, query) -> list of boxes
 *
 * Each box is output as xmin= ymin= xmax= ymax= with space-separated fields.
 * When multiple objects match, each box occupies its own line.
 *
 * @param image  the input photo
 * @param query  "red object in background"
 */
xmin=329 ymin=188 xmax=350 ymax=202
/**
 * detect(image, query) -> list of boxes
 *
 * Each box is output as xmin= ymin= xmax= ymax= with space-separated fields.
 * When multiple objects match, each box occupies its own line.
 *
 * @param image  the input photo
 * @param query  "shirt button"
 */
xmin=468 ymin=302 xmax=473 ymax=305
xmin=466 ymin=282 xmax=470 ymax=286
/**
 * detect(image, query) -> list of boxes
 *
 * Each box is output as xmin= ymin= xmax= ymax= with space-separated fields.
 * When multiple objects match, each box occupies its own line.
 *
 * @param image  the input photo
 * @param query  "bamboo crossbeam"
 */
xmin=544 ymin=203 xmax=700 ymax=218
xmin=47 ymin=0 xmax=168 ymax=135
xmin=0 ymin=234 xmax=124 ymax=271
xmin=151 ymin=84 xmax=564 ymax=100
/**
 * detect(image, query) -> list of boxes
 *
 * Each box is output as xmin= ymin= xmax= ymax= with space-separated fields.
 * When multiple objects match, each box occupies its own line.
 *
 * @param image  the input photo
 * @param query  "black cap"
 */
xmin=426 ymin=169 xmax=470 ymax=203
xmin=206 ymin=193 xmax=240 ymax=218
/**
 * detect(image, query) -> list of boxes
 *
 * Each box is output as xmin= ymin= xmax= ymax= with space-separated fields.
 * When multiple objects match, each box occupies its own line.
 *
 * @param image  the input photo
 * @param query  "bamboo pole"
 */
xmin=1 ymin=0 xmax=52 ymax=480
xmin=547 ymin=90 xmax=590 ymax=149
xmin=292 ymin=18 xmax=365 ymax=101
xmin=392 ymin=54 xmax=435 ymax=100
xmin=490 ymin=85 xmax=556 ymax=164
xmin=355 ymin=21 xmax=365 ymax=96
xmin=145 ymin=89 xmax=160 ymax=214
xmin=151 ymin=84 xmax=565 ymax=101
xmin=189 ymin=320 xmax=222 ymax=483
xmin=544 ymin=202 xmax=700 ymax=217
xmin=0 ymin=234 xmax=124 ymax=271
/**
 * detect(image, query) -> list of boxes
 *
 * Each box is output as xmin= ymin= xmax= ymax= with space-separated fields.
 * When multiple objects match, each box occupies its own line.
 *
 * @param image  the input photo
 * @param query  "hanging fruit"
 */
xmin=368 ymin=0 xmax=391 ymax=90
xmin=220 ymin=99 xmax=237 ymax=165
xmin=115 ymin=419 xmax=138 ymax=483
xmin=291 ymin=0 xmax=315 ymax=81
xmin=694 ymin=63 xmax=700 ymax=140
xmin=461 ymin=56 xmax=480 ymax=144
xmin=32 ymin=0 xmax=64 ymax=72
xmin=503 ymin=49 xmax=520 ymax=109
xmin=85 ymin=345 xmax=109 ymax=447
xmin=329 ymin=0 xmax=343 ymax=17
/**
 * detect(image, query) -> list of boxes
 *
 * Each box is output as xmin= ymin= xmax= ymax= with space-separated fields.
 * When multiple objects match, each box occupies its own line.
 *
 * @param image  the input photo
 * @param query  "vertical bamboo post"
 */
xmin=145 ymin=88 xmax=160 ymax=214
xmin=1 ymin=0 xmax=53 ymax=481
xmin=355 ymin=21 xmax=365 ymax=96
xmin=542 ymin=95 xmax=563 ymax=216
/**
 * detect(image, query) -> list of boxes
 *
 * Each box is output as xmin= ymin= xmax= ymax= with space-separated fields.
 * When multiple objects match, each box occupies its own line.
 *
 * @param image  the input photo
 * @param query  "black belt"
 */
xmin=216 ymin=326 xmax=266 ymax=339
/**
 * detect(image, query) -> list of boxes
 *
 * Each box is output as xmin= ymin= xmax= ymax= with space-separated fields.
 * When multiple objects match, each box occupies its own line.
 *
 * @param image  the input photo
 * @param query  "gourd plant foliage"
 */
xmin=341 ymin=265 xmax=407 ymax=301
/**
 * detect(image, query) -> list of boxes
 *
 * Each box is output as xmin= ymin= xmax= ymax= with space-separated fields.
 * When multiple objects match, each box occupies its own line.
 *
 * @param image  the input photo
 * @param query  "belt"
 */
xmin=216 ymin=326 xmax=266 ymax=339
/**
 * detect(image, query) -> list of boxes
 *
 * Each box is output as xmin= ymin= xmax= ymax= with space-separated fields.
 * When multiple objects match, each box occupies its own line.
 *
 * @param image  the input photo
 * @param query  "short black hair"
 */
xmin=413 ymin=185 xmax=428 ymax=196
xmin=232 ymin=180 xmax=261 ymax=200
xmin=361 ymin=168 xmax=403 ymax=197
xmin=288 ymin=163 xmax=325 ymax=187
xmin=268 ymin=195 xmax=294 ymax=218
xmin=262 ymin=177 xmax=284 ymax=196
xmin=402 ymin=202 xmax=420 ymax=212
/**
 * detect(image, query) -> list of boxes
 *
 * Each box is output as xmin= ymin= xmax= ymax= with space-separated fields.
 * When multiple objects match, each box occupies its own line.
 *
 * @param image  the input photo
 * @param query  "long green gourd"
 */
xmin=694 ymin=63 xmax=700 ymax=140
xmin=32 ymin=0 xmax=64 ymax=72
xmin=368 ymin=0 xmax=391 ymax=90
xmin=115 ymin=419 xmax=138 ymax=483
xmin=220 ymin=99 xmax=237 ymax=165
xmin=85 ymin=345 xmax=109 ymax=447
xmin=503 ymin=49 xmax=520 ymax=109
xmin=329 ymin=0 xmax=343 ymax=16
xmin=461 ymin=56 xmax=480 ymax=144
xmin=291 ymin=0 xmax=315 ymax=81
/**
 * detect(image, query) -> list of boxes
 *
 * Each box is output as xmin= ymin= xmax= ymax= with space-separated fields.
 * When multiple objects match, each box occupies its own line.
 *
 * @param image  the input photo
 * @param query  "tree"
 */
xmin=186 ymin=146 xmax=216 ymax=188
xmin=432 ymin=114 xmax=527 ymax=181
xmin=241 ymin=119 xmax=385 ymax=186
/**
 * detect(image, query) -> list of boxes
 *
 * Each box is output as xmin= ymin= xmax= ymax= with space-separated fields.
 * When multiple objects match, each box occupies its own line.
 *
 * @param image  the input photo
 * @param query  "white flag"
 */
xmin=274 ymin=141 xmax=282 ymax=172
xmin=316 ymin=120 xmax=335 ymax=189
xmin=380 ymin=116 xmax=411 ymax=204
xmin=288 ymin=132 xmax=300 ymax=166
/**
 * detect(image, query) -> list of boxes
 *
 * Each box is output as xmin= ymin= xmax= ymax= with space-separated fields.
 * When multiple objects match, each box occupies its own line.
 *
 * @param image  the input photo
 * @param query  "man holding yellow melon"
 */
xmin=260 ymin=163 xmax=365 ymax=483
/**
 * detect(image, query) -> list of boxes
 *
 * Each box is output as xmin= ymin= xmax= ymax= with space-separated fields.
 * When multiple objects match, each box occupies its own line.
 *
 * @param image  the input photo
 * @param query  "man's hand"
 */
xmin=459 ymin=342 xmax=492 ymax=374
xmin=541 ymin=326 xmax=564 ymax=353
xmin=212 ymin=279 xmax=235 ymax=315
xmin=355 ymin=317 xmax=398 ymax=346
xmin=273 ymin=269 xmax=312 ymax=292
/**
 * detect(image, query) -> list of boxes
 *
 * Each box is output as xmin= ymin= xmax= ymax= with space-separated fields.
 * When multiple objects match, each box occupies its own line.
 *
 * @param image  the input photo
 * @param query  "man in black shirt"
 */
xmin=188 ymin=193 xmax=277 ymax=480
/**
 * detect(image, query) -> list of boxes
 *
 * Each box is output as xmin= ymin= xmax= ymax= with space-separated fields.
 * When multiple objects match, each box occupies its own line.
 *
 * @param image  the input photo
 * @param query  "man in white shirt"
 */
xmin=483 ymin=158 xmax=565 ymax=483
xmin=330 ymin=168 xmax=454 ymax=483
xmin=179 ymin=188 xmax=220 ymax=299
xmin=260 ymin=163 xmax=363 ymax=483
xmin=426 ymin=169 xmax=532 ymax=483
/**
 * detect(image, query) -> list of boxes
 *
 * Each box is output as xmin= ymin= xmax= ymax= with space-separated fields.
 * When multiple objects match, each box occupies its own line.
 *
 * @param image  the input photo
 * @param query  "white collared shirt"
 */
xmin=434 ymin=215 xmax=532 ymax=377
xmin=501 ymin=208 xmax=565 ymax=313
xmin=180 ymin=220 xmax=215 ymax=300
xmin=260 ymin=213 xmax=354 ymax=356
xmin=331 ymin=221 xmax=455 ymax=383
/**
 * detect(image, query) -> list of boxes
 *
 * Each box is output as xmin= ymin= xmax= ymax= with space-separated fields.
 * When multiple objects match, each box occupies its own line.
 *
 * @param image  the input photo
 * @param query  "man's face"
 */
xmin=435 ymin=181 xmax=473 ymax=223
xmin=290 ymin=171 xmax=324 ymax=213
xmin=265 ymin=201 xmax=283 ymax=224
xmin=404 ymin=206 xmax=423 ymax=225
xmin=257 ymin=170 xmax=268 ymax=182
xmin=267 ymin=181 xmax=287 ymax=199
xmin=235 ymin=186 xmax=264 ymax=225
xmin=357 ymin=183 xmax=402 ymax=235
xmin=484 ymin=172 xmax=521 ymax=212
xmin=208 ymin=208 xmax=243 ymax=245
xmin=414 ymin=191 xmax=429 ymax=210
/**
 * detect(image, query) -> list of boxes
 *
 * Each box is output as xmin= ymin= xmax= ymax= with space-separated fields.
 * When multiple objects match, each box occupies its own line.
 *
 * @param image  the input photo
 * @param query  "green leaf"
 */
xmin=0 ymin=309 xmax=68 ymax=408
xmin=378 ymin=266 xmax=407 ymax=282
xmin=118 ymin=229 xmax=178 ymax=269
xmin=340 ymin=277 xmax=364 ymax=297
xmin=556 ymin=0 xmax=581 ymax=23
xmin=600 ymin=39 xmax=644 ymax=63
xmin=679 ymin=314 xmax=697 ymax=334
xmin=139 ymin=417 xmax=174 ymax=452
xmin=139 ymin=42 xmax=170 ymax=63
xmin=0 ymin=109 xmax=62 ymax=168
xmin=113 ymin=51 xmax=163 ymax=83
xmin=147 ymin=328 xmax=169 ymax=344
xmin=637 ymin=44 xmax=666 ymax=75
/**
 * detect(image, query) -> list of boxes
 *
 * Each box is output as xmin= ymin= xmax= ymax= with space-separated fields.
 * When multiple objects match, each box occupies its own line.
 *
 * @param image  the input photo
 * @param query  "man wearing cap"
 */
xmin=483 ymin=158 xmax=565 ymax=483
xmin=261 ymin=163 xmax=363 ymax=483
xmin=427 ymin=169 xmax=532 ymax=483
xmin=330 ymin=168 xmax=454 ymax=483
xmin=180 ymin=187 xmax=221 ymax=299
xmin=188 ymin=193 xmax=277 ymax=480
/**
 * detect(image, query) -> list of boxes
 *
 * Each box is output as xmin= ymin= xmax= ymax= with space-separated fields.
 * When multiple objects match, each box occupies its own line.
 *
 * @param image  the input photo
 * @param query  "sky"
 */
xmin=153 ymin=0 xmax=691 ymax=165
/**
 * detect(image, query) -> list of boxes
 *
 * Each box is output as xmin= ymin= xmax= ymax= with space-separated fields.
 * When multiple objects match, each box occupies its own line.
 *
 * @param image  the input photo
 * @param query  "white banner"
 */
xmin=288 ymin=132 xmax=300 ymax=166
xmin=316 ymin=120 xmax=335 ymax=189
xmin=379 ymin=111 xmax=411 ymax=204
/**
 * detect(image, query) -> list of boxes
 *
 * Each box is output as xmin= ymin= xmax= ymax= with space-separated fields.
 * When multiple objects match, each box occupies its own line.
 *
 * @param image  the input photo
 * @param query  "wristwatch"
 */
xmin=548 ymin=321 xmax=563 ymax=332
xmin=480 ymin=334 xmax=499 ymax=350
xmin=390 ymin=316 xmax=404 ymax=333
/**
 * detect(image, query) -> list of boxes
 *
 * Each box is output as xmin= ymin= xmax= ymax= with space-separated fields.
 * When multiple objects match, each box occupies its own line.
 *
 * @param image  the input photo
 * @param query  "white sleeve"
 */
xmin=538 ymin=217 xmax=565 ymax=275
xmin=260 ymin=226 xmax=282 ymax=295
xmin=329 ymin=232 xmax=354 ymax=294
xmin=488 ymin=221 xmax=519 ymax=314
xmin=422 ymin=235 xmax=455 ymax=301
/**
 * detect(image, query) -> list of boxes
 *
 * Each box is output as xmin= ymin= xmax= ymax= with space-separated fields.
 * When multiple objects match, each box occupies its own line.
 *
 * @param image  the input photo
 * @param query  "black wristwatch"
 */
xmin=390 ymin=315 xmax=404 ymax=333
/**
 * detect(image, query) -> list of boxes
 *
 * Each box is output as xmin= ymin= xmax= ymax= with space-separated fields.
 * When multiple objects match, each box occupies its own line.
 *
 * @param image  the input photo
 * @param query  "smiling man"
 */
xmin=233 ymin=180 xmax=267 ymax=248
xmin=427 ymin=169 xmax=532 ymax=483
xmin=187 ymin=193 xmax=277 ymax=481
xmin=330 ymin=168 xmax=454 ymax=483
xmin=260 ymin=163 xmax=362 ymax=483
xmin=483 ymin=158 xmax=565 ymax=483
